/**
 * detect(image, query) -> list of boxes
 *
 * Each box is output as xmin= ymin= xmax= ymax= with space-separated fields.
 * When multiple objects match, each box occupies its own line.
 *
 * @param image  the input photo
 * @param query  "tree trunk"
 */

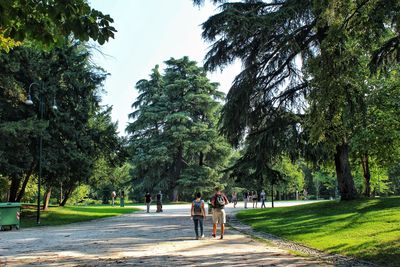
xmin=271 ymin=183 xmax=274 ymax=208
xmin=199 ymin=152 xmax=204 ymax=166
xmin=59 ymin=182 xmax=63 ymax=205
xmin=171 ymin=145 xmax=184 ymax=202
xmin=60 ymin=186 xmax=74 ymax=206
xmin=361 ymin=153 xmax=371 ymax=197
xmin=8 ymin=176 xmax=20 ymax=202
xmin=172 ymin=188 xmax=179 ymax=202
xmin=43 ymin=187 xmax=52 ymax=210
xmin=16 ymin=162 xmax=36 ymax=202
xmin=334 ymin=143 xmax=357 ymax=200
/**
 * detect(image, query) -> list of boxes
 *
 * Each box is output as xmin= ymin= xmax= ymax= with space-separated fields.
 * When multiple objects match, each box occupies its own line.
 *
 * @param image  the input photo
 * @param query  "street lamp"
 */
xmin=25 ymin=82 xmax=57 ymax=224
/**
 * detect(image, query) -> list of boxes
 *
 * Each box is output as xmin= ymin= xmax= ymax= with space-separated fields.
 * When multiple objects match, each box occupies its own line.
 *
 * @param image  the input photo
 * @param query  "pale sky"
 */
xmin=90 ymin=0 xmax=241 ymax=135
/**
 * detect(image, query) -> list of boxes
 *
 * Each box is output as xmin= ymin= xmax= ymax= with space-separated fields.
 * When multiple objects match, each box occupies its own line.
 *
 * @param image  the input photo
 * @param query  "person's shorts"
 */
xmin=212 ymin=208 xmax=226 ymax=224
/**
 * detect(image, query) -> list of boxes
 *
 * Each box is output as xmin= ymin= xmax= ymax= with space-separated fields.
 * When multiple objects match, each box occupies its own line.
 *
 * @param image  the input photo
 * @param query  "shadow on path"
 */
xmin=0 ymin=202 xmax=331 ymax=266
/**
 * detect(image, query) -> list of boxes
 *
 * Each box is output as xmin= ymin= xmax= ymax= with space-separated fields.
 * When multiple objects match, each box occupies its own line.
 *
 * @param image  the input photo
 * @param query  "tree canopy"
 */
xmin=0 ymin=0 xmax=116 ymax=51
xmin=0 ymin=42 xmax=125 ymax=204
xmin=194 ymin=0 xmax=400 ymax=200
xmin=126 ymin=57 xmax=233 ymax=200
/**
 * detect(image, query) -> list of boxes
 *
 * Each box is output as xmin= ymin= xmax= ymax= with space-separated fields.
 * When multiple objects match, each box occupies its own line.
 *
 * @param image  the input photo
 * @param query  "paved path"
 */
xmin=0 ymin=201 xmax=331 ymax=266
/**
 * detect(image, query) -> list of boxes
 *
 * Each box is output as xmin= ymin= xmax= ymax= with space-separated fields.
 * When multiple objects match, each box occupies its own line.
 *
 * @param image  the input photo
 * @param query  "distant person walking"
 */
xmin=191 ymin=192 xmax=206 ymax=239
xmin=247 ymin=191 xmax=252 ymax=206
xmin=120 ymin=190 xmax=125 ymax=207
xmin=111 ymin=191 xmax=116 ymax=206
xmin=303 ymin=189 xmax=308 ymax=200
xmin=156 ymin=191 xmax=163 ymax=212
xmin=231 ymin=191 xmax=238 ymax=208
xmin=211 ymin=187 xmax=229 ymax=239
xmin=252 ymin=191 xmax=258 ymax=208
xmin=260 ymin=190 xmax=266 ymax=208
xmin=243 ymin=191 xmax=249 ymax=209
xmin=145 ymin=192 xmax=152 ymax=213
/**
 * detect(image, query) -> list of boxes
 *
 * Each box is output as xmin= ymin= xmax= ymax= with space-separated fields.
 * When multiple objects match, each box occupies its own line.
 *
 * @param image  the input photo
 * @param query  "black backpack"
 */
xmin=213 ymin=194 xmax=226 ymax=209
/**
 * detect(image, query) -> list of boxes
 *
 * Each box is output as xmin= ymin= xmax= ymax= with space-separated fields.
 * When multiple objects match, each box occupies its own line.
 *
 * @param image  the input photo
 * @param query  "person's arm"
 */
xmin=224 ymin=194 xmax=229 ymax=204
xmin=191 ymin=202 xmax=194 ymax=217
xmin=201 ymin=201 xmax=206 ymax=218
xmin=210 ymin=196 xmax=215 ymax=207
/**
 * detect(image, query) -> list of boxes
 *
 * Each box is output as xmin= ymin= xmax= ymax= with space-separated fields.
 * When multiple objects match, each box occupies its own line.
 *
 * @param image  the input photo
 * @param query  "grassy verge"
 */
xmin=21 ymin=205 xmax=141 ymax=228
xmin=165 ymin=201 xmax=190 ymax=205
xmin=236 ymin=197 xmax=400 ymax=266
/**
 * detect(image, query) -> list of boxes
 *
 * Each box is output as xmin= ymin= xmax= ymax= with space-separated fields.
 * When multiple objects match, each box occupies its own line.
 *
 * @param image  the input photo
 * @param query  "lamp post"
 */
xmin=25 ymin=82 xmax=57 ymax=224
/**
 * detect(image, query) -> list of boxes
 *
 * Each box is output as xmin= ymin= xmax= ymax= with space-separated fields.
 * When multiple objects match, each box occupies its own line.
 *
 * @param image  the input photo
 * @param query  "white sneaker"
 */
xmin=201 ymin=234 xmax=205 ymax=238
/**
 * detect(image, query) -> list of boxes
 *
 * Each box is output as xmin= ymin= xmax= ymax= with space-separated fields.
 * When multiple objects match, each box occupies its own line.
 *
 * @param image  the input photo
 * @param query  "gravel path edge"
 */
xmin=226 ymin=213 xmax=379 ymax=267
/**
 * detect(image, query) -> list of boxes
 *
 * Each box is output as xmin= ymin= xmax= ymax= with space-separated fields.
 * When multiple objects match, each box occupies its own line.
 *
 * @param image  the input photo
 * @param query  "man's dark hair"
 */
xmin=196 ymin=192 xmax=201 ymax=198
xmin=215 ymin=187 xmax=220 ymax=192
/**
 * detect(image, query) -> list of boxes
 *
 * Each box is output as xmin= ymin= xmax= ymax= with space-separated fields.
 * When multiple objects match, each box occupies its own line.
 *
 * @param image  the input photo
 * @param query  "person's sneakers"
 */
xmin=219 ymin=235 xmax=224 ymax=239
xmin=196 ymin=236 xmax=199 ymax=240
xmin=201 ymin=234 xmax=205 ymax=239
xmin=212 ymin=233 xmax=216 ymax=238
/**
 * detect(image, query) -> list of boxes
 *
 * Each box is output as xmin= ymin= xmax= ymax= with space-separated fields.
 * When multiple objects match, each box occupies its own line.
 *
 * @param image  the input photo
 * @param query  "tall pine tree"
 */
xmin=194 ymin=0 xmax=400 ymax=200
xmin=127 ymin=57 xmax=232 ymax=201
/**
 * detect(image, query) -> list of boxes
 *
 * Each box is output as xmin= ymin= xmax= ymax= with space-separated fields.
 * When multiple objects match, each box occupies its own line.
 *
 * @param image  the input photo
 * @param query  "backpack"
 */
xmin=193 ymin=200 xmax=203 ymax=215
xmin=213 ymin=194 xmax=226 ymax=209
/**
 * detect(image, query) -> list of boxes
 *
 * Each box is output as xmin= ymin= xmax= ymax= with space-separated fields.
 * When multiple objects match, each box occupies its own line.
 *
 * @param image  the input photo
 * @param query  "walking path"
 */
xmin=0 ymin=201 xmax=334 ymax=266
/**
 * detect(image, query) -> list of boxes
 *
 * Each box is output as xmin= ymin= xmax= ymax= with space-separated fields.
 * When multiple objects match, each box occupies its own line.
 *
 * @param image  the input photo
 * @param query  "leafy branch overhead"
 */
xmin=194 ymin=0 xmax=400 ymax=200
xmin=0 ymin=0 xmax=116 ymax=50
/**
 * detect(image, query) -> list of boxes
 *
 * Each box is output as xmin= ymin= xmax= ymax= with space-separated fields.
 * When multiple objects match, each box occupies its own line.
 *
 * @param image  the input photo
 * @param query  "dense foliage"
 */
xmin=0 ymin=1 xmax=123 ymax=206
xmin=126 ymin=57 xmax=233 ymax=201
xmin=0 ymin=0 xmax=116 ymax=51
xmin=194 ymin=0 xmax=400 ymax=200
xmin=0 ymin=43 xmax=125 ymax=205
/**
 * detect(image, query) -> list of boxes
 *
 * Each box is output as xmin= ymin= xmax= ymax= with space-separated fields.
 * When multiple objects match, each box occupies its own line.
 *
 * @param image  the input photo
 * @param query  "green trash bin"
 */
xmin=0 ymin=202 xmax=21 ymax=230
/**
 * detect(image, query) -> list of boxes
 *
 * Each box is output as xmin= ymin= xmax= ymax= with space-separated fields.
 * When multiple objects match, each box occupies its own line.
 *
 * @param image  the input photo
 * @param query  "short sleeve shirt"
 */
xmin=145 ymin=193 xmax=151 ymax=203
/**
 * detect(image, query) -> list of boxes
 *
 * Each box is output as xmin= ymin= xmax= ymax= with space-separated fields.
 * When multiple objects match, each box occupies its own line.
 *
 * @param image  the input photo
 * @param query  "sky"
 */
xmin=89 ymin=0 xmax=241 ymax=135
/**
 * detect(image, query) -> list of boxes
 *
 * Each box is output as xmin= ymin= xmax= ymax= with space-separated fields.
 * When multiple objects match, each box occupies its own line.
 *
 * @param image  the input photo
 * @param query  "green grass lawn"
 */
xmin=21 ymin=205 xmax=141 ymax=228
xmin=236 ymin=197 xmax=400 ymax=266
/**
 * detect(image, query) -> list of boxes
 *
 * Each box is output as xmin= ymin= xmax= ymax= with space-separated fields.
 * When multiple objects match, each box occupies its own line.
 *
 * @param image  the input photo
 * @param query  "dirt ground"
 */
xmin=0 ymin=202 xmax=331 ymax=266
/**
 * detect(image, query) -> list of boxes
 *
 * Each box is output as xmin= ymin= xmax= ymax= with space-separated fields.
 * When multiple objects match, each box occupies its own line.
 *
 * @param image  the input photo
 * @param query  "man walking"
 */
xmin=243 ymin=191 xmax=248 ymax=208
xmin=145 ymin=191 xmax=152 ymax=213
xmin=260 ymin=189 xmax=266 ymax=208
xmin=156 ymin=191 xmax=163 ymax=212
xmin=111 ymin=191 xmax=116 ymax=206
xmin=252 ymin=190 xmax=258 ymax=208
xmin=211 ymin=187 xmax=229 ymax=239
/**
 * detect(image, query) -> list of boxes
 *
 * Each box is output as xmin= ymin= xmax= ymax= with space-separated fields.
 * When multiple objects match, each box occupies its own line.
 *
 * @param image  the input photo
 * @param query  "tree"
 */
xmin=350 ymin=67 xmax=400 ymax=196
xmin=0 ymin=43 xmax=125 ymax=205
xmin=194 ymin=0 xmax=400 ymax=200
xmin=0 ymin=0 xmax=116 ymax=51
xmin=41 ymin=45 xmax=126 ymax=206
xmin=388 ymin=164 xmax=400 ymax=195
xmin=0 ymin=46 xmax=48 ymax=202
xmin=275 ymin=157 xmax=305 ymax=200
xmin=83 ymin=158 xmax=132 ymax=204
xmin=127 ymin=57 xmax=232 ymax=201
